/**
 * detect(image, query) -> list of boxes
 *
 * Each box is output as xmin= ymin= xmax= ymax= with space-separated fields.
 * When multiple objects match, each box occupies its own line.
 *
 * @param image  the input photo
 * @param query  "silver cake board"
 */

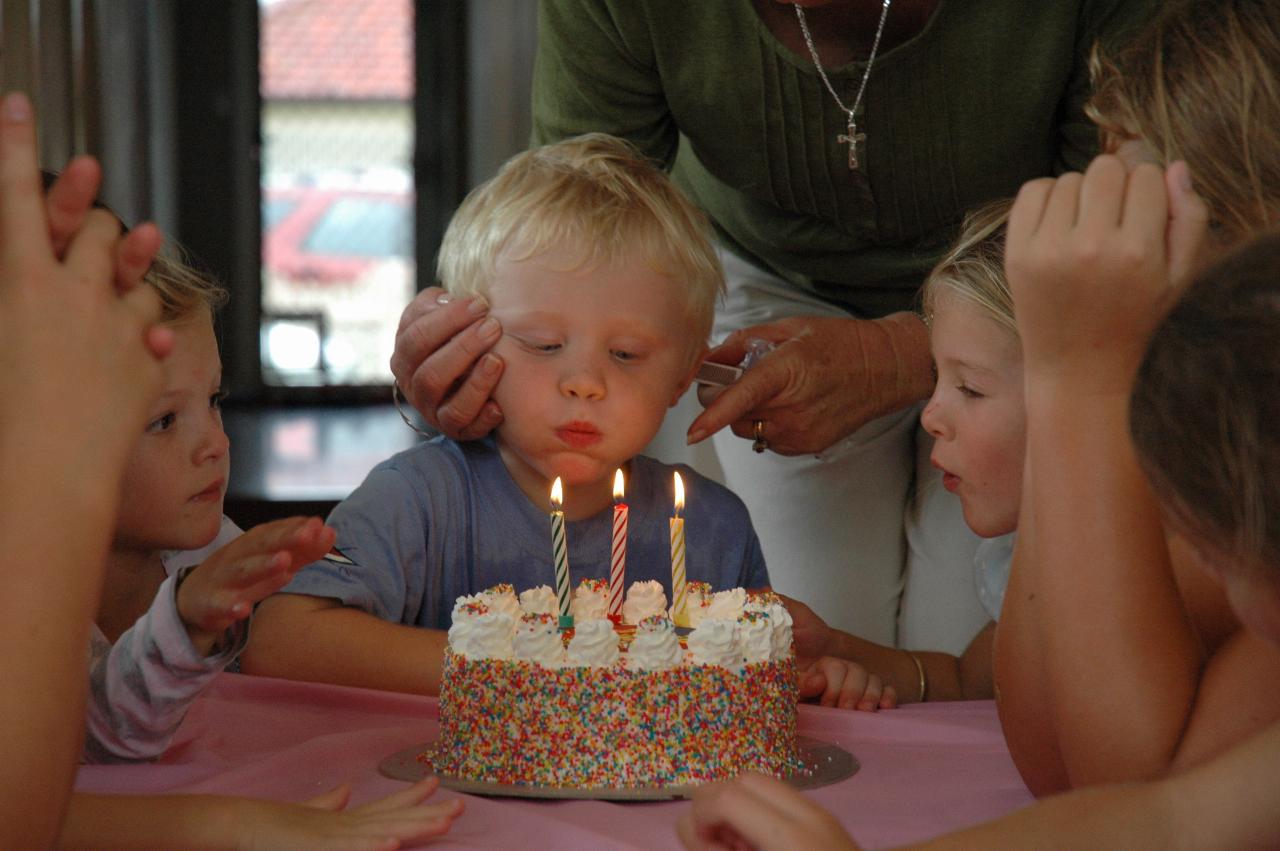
xmin=378 ymin=735 xmax=858 ymax=801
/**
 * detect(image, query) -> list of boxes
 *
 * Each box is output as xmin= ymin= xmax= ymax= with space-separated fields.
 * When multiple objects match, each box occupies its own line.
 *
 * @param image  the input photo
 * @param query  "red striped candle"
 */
xmin=609 ymin=469 xmax=627 ymax=623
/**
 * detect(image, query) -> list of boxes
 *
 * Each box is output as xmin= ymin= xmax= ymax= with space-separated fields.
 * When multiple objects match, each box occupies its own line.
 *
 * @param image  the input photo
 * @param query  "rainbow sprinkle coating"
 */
xmin=430 ymin=646 xmax=800 ymax=789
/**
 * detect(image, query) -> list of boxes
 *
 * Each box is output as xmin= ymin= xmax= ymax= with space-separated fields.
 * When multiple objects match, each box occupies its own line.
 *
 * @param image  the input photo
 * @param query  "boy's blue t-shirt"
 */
xmin=282 ymin=436 xmax=770 ymax=629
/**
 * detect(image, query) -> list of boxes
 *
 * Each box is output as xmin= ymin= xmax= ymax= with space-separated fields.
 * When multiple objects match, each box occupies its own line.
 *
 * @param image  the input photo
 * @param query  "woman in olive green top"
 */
xmin=390 ymin=0 xmax=1154 ymax=647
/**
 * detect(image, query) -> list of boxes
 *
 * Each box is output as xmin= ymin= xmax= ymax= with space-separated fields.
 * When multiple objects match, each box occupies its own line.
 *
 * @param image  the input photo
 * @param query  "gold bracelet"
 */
xmin=905 ymin=650 xmax=927 ymax=703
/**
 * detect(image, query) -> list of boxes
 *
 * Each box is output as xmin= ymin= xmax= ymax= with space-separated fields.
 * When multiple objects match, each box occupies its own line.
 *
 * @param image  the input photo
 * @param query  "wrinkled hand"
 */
xmin=240 ymin=777 xmax=464 ymax=851
xmin=677 ymin=772 xmax=861 ymax=851
xmin=390 ymin=286 xmax=505 ymax=440
xmin=686 ymin=313 xmax=931 ymax=455
xmin=1006 ymin=157 xmax=1210 ymax=391
xmin=0 ymin=93 xmax=169 ymax=473
xmin=177 ymin=516 xmax=336 ymax=654
xmin=798 ymin=656 xmax=897 ymax=711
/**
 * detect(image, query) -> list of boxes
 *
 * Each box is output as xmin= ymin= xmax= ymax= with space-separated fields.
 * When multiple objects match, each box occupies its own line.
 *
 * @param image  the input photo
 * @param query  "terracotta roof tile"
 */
xmin=262 ymin=0 xmax=413 ymax=100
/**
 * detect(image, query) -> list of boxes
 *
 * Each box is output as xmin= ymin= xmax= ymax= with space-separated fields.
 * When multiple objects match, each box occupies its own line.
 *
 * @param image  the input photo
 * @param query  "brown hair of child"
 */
xmin=1130 ymin=230 xmax=1280 ymax=579
xmin=1087 ymin=0 xmax=1280 ymax=241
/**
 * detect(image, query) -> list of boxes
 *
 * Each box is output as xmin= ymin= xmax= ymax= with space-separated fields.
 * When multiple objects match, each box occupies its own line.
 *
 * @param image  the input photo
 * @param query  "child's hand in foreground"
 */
xmin=177 ymin=516 xmax=336 ymax=655
xmin=677 ymin=772 xmax=859 ymax=851
xmin=798 ymin=656 xmax=896 ymax=712
xmin=238 ymin=777 xmax=463 ymax=851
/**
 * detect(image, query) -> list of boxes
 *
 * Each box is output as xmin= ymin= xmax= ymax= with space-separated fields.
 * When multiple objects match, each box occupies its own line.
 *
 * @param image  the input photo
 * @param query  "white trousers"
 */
xmin=646 ymin=249 xmax=987 ymax=648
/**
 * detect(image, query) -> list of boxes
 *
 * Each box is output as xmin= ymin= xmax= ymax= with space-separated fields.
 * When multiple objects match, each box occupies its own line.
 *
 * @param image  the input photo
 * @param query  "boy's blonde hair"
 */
xmin=437 ymin=133 xmax=725 ymax=354
xmin=145 ymin=247 xmax=228 ymax=324
xmin=921 ymin=199 xmax=1015 ymax=337
xmin=1086 ymin=0 xmax=1280 ymax=241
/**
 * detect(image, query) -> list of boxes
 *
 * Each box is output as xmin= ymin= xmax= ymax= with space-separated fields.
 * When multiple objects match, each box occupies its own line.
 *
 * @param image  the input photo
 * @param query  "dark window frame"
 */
xmin=171 ymin=0 xmax=467 ymax=406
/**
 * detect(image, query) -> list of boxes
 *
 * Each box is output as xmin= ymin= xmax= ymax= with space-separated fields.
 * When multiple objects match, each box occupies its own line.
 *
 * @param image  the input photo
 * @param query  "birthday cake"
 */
xmin=430 ymin=580 xmax=800 ymax=789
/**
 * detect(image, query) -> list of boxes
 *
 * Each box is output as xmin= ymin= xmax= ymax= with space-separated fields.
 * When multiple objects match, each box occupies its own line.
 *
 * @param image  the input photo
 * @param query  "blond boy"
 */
xmin=243 ymin=135 xmax=770 ymax=694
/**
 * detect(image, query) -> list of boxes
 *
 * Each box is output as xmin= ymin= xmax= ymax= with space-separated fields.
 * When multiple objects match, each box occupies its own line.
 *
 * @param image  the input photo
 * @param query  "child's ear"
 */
xmin=671 ymin=344 xmax=710 ymax=407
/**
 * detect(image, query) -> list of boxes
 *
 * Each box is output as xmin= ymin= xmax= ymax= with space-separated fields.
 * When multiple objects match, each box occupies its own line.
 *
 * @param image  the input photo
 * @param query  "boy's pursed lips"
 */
xmin=555 ymin=421 xmax=603 ymax=449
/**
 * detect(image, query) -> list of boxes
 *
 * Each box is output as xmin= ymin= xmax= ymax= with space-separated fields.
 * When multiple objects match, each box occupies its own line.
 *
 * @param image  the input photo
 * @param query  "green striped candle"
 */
xmin=550 ymin=477 xmax=573 ymax=629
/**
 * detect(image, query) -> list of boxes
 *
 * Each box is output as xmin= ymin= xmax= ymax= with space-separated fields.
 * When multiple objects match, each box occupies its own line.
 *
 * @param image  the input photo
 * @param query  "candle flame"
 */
xmin=673 ymin=471 xmax=685 ymax=513
xmin=551 ymin=477 xmax=563 ymax=509
xmin=613 ymin=469 xmax=626 ymax=501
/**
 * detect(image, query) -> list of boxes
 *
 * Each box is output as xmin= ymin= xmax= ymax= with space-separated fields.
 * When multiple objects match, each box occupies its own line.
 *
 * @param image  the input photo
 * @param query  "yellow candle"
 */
xmin=670 ymin=472 xmax=688 ymax=628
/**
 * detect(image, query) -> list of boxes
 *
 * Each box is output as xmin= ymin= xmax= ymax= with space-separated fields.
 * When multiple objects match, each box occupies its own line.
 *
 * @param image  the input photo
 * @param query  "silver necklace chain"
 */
xmin=794 ymin=0 xmax=892 ymax=169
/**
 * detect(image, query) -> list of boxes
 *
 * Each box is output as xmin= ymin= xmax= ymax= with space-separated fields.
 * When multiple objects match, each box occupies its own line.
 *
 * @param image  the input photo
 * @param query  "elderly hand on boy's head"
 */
xmin=0 ymin=93 xmax=169 ymax=466
xmin=677 ymin=772 xmax=861 ymax=851
xmin=176 ymin=516 xmax=335 ymax=654
xmin=390 ymin=286 xmax=506 ymax=440
xmin=798 ymin=656 xmax=897 ymax=712
xmin=1005 ymin=156 xmax=1210 ymax=389
xmin=686 ymin=313 xmax=932 ymax=454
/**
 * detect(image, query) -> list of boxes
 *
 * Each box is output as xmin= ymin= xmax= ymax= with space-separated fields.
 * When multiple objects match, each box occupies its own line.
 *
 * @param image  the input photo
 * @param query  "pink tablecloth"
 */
xmin=75 ymin=673 xmax=1032 ymax=849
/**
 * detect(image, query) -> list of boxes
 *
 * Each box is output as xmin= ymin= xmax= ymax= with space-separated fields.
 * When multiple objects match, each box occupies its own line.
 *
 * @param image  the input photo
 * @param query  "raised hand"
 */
xmin=686 ymin=313 xmax=932 ymax=455
xmin=43 ymin=155 xmax=167 ymax=306
xmin=0 ymin=90 xmax=171 ymax=850
xmin=176 ymin=516 xmax=336 ymax=654
xmin=0 ymin=93 xmax=170 ymax=487
xmin=390 ymin=287 xmax=505 ymax=440
xmin=1005 ymin=156 xmax=1210 ymax=391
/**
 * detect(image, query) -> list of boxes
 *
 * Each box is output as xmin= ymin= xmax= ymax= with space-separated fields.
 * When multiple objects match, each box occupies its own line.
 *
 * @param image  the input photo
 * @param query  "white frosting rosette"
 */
xmin=622 ymin=580 xmax=667 ymax=625
xmin=518 ymin=585 xmax=557 ymax=616
xmin=565 ymin=618 xmax=620 ymax=667
xmin=477 ymin=584 xmax=521 ymax=633
xmin=448 ymin=599 xmax=514 ymax=660
xmin=512 ymin=613 xmax=564 ymax=668
xmin=572 ymin=579 xmax=609 ymax=620
xmin=627 ymin=615 xmax=683 ymax=671
xmin=743 ymin=593 xmax=794 ymax=661
xmin=686 ymin=618 xmax=742 ymax=673
xmin=705 ymin=588 xmax=747 ymax=621
xmin=765 ymin=601 xmax=794 ymax=661
xmin=738 ymin=610 xmax=774 ymax=665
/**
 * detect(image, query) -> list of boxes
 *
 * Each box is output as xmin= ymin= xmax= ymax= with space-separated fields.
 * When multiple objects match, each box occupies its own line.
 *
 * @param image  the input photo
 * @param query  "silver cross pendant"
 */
xmin=837 ymin=116 xmax=866 ymax=170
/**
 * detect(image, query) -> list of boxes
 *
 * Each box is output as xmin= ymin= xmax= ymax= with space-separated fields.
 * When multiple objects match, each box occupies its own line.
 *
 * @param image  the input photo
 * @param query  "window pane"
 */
xmin=259 ymin=0 xmax=415 ymax=387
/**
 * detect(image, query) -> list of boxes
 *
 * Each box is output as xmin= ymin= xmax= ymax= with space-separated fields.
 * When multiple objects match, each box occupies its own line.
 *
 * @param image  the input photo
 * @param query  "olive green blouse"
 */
xmin=532 ymin=0 xmax=1156 ymax=316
